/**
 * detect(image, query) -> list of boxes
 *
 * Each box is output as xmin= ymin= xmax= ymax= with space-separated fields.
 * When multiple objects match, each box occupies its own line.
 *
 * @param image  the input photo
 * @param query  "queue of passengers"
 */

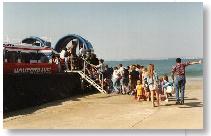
xmin=84 ymin=62 xmax=171 ymax=107
xmin=102 ymin=58 xmax=201 ymax=107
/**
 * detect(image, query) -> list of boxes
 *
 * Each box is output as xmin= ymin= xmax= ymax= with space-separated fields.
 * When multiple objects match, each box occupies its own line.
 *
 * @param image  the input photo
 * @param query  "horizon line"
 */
xmin=104 ymin=57 xmax=203 ymax=61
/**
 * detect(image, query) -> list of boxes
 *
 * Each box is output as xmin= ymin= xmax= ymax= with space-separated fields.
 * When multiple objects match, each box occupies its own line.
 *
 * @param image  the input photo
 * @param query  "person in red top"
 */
xmin=171 ymin=58 xmax=201 ymax=105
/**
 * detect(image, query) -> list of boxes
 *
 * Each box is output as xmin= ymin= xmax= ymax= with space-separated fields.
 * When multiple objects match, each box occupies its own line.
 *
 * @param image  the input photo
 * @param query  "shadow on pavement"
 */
xmin=163 ymin=99 xmax=202 ymax=108
xmin=4 ymin=91 xmax=98 ymax=119
xmin=179 ymin=102 xmax=203 ymax=108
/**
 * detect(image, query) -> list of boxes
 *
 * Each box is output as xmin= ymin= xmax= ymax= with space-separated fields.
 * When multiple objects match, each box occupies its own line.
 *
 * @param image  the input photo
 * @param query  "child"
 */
xmin=162 ymin=75 xmax=174 ymax=102
xmin=136 ymin=80 xmax=143 ymax=102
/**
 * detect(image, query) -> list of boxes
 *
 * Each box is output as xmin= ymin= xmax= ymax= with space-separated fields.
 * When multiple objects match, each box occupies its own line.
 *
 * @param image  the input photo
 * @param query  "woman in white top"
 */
xmin=112 ymin=67 xmax=120 ymax=93
xmin=142 ymin=68 xmax=150 ymax=101
xmin=147 ymin=64 xmax=159 ymax=107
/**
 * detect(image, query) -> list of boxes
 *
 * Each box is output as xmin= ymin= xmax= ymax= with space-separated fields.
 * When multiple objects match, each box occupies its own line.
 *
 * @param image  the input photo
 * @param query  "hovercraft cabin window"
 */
xmin=4 ymin=51 xmax=50 ymax=63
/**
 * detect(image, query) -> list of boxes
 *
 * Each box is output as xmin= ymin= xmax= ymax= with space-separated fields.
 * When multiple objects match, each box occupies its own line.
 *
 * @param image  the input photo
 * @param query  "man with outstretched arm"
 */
xmin=171 ymin=58 xmax=201 ymax=105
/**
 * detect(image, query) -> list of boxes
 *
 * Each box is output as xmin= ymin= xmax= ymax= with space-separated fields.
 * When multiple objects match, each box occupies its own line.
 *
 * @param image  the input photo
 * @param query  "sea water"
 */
xmin=105 ymin=58 xmax=203 ymax=78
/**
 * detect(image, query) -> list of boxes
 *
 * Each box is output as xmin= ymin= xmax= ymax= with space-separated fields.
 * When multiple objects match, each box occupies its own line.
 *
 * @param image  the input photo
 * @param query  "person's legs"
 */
xmin=116 ymin=79 xmax=121 ymax=92
xmin=130 ymin=80 xmax=136 ymax=95
xmin=137 ymin=95 xmax=139 ymax=101
xmin=108 ymin=79 xmax=113 ymax=92
xmin=124 ymin=79 xmax=129 ymax=93
xmin=155 ymin=90 xmax=160 ymax=106
xmin=120 ymin=78 xmax=124 ymax=93
xmin=150 ymin=90 xmax=155 ymax=107
xmin=130 ymin=81 xmax=134 ymax=92
xmin=175 ymin=77 xmax=180 ymax=103
xmin=142 ymin=88 xmax=146 ymax=100
xmin=180 ymin=76 xmax=186 ymax=104
xmin=127 ymin=79 xmax=132 ymax=94
xmin=122 ymin=84 xmax=127 ymax=94
xmin=146 ymin=91 xmax=150 ymax=101
xmin=112 ymin=78 xmax=118 ymax=93
xmin=145 ymin=85 xmax=150 ymax=101
xmin=145 ymin=91 xmax=148 ymax=101
xmin=165 ymin=93 xmax=169 ymax=102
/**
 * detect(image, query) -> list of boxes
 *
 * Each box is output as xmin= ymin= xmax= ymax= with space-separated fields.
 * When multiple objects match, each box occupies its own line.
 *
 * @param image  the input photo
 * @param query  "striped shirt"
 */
xmin=172 ymin=62 xmax=190 ymax=76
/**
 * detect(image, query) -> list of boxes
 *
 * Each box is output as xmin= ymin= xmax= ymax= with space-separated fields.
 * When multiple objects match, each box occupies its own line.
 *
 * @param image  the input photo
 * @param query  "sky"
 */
xmin=3 ymin=2 xmax=203 ymax=60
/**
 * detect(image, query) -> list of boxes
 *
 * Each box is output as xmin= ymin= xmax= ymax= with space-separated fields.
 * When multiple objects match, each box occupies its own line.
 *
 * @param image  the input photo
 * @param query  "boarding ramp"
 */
xmin=65 ymin=56 xmax=107 ymax=93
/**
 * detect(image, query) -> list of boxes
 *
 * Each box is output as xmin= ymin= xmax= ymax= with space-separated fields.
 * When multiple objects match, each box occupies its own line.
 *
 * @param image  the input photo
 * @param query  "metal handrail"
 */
xmin=80 ymin=57 xmax=104 ymax=90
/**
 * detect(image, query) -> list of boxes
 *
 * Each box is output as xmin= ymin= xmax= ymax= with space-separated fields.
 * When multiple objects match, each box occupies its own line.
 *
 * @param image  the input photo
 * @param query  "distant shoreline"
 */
xmin=105 ymin=58 xmax=203 ymax=62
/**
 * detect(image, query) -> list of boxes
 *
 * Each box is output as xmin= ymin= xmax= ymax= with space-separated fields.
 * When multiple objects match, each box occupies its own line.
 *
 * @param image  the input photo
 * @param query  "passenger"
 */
xmin=60 ymin=47 xmax=69 ymax=70
xmin=52 ymin=55 xmax=59 ymax=64
xmin=162 ymin=75 xmax=174 ymax=103
xmin=90 ymin=54 xmax=99 ymax=65
xmin=129 ymin=65 xmax=139 ymax=96
xmin=127 ymin=65 xmax=132 ymax=94
xmin=69 ymin=40 xmax=78 ymax=70
xmin=70 ymin=40 xmax=78 ymax=58
xmin=49 ymin=55 xmax=61 ymax=72
xmin=85 ymin=64 xmax=92 ymax=77
xmin=142 ymin=68 xmax=150 ymax=101
xmin=105 ymin=65 xmax=113 ymax=80
xmin=118 ymin=64 xmax=125 ymax=94
xmin=85 ymin=49 xmax=92 ymax=62
xmin=159 ymin=76 xmax=164 ymax=95
xmin=171 ymin=58 xmax=201 ymax=105
xmin=135 ymin=80 xmax=143 ymax=102
xmin=91 ymin=68 xmax=98 ymax=80
xmin=95 ymin=59 xmax=106 ymax=80
xmin=60 ymin=47 xmax=68 ymax=70
xmin=79 ymin=44 xmax=86 ymax=57
xmin=103 ymin=69 xmax=113 ymax=94
xmin=147 ymin=64 xmax=159 ymax=107
xmin=157 ymin=76 xmax=163 ymax=103
xmin=103 ymin=65 xmax=109 ymax=79
xmin=112 ymin=67 xmax=121 ymax=93
xmin=122 ymin=67 xmax=129 ymax=94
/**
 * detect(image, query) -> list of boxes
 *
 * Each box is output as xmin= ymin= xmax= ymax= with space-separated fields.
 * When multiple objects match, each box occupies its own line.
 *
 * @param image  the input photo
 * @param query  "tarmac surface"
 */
xmin=4 ymin=80 xmax=203 ymax=129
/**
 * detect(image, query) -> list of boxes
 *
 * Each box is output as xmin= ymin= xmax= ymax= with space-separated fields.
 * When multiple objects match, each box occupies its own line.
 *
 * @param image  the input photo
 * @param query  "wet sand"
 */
xmin=3 ymin=79 xmax=203 ymax=129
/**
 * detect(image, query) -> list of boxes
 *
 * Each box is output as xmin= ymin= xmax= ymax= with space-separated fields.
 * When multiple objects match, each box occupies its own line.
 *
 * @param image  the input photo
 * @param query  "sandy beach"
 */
xmin=3 ymin=79 xmax=203 ymax=129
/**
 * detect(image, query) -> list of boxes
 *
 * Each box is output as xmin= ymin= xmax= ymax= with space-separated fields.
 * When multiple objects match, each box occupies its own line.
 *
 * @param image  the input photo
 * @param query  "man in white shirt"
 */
xmin=60 ymin=48 xmax=69 ymax=70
